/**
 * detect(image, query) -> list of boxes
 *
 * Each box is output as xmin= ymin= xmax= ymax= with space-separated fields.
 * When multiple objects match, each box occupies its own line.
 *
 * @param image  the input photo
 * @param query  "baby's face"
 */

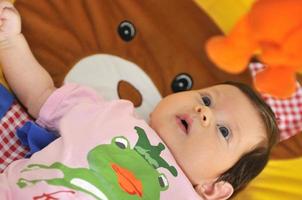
xmin=149 ymin=84 xmax=266 ymax=185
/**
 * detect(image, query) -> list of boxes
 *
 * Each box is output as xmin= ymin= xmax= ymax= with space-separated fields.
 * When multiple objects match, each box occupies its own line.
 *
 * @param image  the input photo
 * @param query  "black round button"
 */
xmin=171 ymin=73 xmax=193 ymax=93
xmin=118 ymin=20 xmax=136 ymax=42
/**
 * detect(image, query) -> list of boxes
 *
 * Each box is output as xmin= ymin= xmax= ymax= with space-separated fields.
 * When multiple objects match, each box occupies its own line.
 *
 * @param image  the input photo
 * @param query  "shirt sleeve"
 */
xmin=36 ymin=83 xmax=104 ymax=131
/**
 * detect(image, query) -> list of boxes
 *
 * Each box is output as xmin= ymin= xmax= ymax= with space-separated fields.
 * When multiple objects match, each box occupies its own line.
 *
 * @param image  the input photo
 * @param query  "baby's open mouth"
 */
xmin=181 ymin=119 xmax=189 ymax=131
xmin=176 ymin=115 xmax=191 ymax=134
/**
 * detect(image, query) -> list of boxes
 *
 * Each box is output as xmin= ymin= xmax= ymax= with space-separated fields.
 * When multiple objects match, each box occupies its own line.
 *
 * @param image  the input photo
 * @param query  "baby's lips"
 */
xmin=206 ymin=36 xmax=251 ymax=74
xmin=254 ymin=66 xmax=297 ymax=98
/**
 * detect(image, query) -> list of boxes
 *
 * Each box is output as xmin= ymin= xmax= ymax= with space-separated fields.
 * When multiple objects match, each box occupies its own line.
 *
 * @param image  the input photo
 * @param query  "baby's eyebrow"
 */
xmin=229 ymin=120 xmax=241 ymax=145
xmin=210 ymin=88 xmax=220 ymax=100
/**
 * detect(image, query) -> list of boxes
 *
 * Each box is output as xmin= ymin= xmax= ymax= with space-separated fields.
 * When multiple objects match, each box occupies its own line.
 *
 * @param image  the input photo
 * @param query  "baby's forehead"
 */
xmin=199 ymin=84 xmax=244 ymax=98
xmin=208 ymin=84 xmax=264 ymax=124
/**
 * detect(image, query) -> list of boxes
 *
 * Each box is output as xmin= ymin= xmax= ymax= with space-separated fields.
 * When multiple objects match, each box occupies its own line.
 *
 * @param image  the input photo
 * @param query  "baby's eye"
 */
xmin=201 ymin=96 xmax=212 ymax=107
xmin=217 ymin=125 xmax=231 ymax=140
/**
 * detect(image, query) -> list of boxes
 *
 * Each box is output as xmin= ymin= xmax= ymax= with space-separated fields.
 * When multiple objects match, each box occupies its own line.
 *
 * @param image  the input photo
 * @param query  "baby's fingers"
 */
xmin=0 ymin=1 xmax=20 ymax=39
xmin=0 ymin=0 xmax=14 ymax=13
xmin=0 ymin=1 xmax=16 ymax=21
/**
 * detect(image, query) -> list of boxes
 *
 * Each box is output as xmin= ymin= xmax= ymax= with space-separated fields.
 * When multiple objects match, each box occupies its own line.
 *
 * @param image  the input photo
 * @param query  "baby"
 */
xmin=0 ymin=1 xmax=279 ymax=200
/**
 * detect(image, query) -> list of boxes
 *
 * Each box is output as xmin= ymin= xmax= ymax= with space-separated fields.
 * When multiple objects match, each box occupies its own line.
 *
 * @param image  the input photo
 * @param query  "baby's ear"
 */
xmin=195 ymin=180 xmax=234 ymax=200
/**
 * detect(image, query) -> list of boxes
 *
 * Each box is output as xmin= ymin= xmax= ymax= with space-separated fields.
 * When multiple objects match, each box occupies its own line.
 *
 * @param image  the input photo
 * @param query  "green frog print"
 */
xmin=17 ymin=126 xmax=178 ymax=200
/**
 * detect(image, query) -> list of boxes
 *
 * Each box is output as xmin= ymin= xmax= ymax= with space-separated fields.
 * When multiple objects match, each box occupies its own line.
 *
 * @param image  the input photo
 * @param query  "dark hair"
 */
xmin=216 ymin=81 xmax=279 ymax=194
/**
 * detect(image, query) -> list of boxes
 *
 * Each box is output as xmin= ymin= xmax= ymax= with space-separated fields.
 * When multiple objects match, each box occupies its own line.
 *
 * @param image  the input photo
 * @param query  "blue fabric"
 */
xmin=16 ymin=121 xmax=58 ymax=157
xmin=0 ymin=84 xmax=58 ymax=157
xmin=0 ymin=84 xmax=14 ymax=119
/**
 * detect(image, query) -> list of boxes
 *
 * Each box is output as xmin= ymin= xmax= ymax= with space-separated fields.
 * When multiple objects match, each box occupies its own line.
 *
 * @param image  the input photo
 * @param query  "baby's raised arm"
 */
xmin=0 ymin=1 xmax=56 ymax=118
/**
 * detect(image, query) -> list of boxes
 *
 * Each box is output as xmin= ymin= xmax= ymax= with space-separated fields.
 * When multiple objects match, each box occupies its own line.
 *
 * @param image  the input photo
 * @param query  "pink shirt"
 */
xmin=0 ymin=84 xmax=201 ymax=200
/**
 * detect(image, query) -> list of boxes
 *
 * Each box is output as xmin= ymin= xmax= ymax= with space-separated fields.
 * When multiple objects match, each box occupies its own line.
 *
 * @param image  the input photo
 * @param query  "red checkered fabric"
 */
xmin=249 ymin=62 xmax=302 ymax=141
xmin=0 ymin=102 xmax=30 ymax=172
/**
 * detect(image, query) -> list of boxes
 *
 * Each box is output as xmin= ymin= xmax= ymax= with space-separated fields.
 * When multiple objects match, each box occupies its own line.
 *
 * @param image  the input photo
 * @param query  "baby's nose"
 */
xmin=195 ymin=105 xmax=212 ymax=127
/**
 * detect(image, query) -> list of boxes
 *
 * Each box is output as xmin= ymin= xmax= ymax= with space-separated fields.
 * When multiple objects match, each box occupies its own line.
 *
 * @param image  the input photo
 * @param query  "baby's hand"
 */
xmin=0 ymin=1 xmax=20 ymax=41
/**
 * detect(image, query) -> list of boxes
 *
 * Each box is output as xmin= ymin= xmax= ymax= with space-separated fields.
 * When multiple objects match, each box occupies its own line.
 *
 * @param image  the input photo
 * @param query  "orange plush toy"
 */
xmin=206 ymin=0 xmax=302 ymax=98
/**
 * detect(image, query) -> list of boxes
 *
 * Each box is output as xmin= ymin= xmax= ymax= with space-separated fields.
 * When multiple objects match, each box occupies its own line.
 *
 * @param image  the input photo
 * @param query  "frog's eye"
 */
xmin=158 ymin=174 xmax=169 ymax=191
xmin=114 ymin=137 xmax=130 ymax=149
